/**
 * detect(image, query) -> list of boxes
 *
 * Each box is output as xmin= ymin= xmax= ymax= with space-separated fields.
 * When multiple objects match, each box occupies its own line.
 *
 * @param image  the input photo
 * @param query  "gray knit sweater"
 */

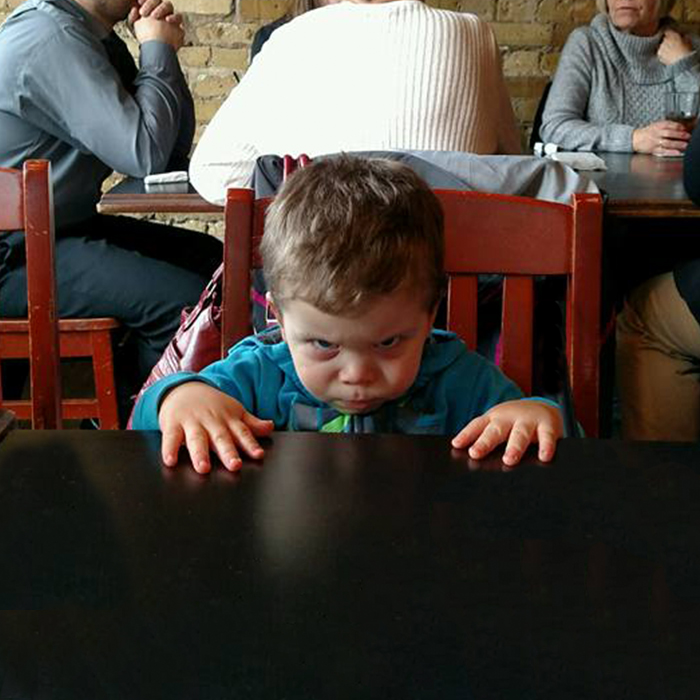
xmin=540 ymin=14 xmax=700 ymax=152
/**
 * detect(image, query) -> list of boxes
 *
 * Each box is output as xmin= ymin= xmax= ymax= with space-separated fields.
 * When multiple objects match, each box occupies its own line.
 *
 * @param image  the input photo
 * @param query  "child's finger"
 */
xmin=244 ymin=413 xmax=275 ymax=437
xmin=183 ymin=426 xmax=213 ymax=474
xmin=451 ymin=415 xmax=489 ymax=449
xmin=229 ymin=419 xmax=265 ymax=460
xmin=206 ymin=427 xmax=242 ymax=472
xmin=502 ymin=421 xmax=535 ymax=467
xmin=467 ymin=420 xmax=508 ymax=459
xmin=536 ymin=424 xmax=558 ymax=462
xmin=161 ymin=424 xmax=185 ymax=467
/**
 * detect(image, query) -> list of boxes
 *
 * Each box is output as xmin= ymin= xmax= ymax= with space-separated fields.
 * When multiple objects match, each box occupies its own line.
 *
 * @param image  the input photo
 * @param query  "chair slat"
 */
xmin=223 ymin=188 xmax=255 ymax=352
xmin=501 ymin=276 xmax=534 ymax=396
xmin=447 ymin=276 xmax=478 ymax=351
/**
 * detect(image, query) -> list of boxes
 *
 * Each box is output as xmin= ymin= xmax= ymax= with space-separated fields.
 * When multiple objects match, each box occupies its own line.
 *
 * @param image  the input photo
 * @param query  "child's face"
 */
xmin=273 ymin=288 xmax=436 ymax=414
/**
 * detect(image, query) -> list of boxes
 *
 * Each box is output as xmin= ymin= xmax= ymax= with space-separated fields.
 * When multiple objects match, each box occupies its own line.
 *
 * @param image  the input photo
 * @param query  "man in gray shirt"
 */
xmin=0 ymin=0 xmax=222 ymax=421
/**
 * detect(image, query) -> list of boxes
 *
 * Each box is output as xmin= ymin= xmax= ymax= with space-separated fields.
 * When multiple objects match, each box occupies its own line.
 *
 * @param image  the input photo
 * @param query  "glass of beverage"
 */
xmin=665 ymin=91 xmax=699 ymax=132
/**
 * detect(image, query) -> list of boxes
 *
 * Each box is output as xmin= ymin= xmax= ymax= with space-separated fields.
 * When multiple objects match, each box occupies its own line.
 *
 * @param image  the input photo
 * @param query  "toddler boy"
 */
xmin=132 ymin=156 xmax=562 ymax=473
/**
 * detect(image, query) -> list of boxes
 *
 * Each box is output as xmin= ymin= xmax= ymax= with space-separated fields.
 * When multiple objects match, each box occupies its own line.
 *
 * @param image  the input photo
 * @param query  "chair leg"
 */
xmin=90 ymin=331 xmax=119 ymax=429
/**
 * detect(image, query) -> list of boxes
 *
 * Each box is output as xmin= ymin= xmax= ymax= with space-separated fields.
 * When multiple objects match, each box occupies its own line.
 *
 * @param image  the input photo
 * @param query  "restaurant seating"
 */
xmin=437 ymin=189 xmax=603 ymax=437
xmin=222 ymin=187 xmax=603 ymax=437
xmin=0 ymin=160 xmax=120 ymax=429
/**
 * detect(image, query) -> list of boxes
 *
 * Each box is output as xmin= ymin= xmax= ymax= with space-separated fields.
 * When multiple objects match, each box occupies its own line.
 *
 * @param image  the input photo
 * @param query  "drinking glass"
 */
xmin=665 ymin=91 xmax=699 ymax=132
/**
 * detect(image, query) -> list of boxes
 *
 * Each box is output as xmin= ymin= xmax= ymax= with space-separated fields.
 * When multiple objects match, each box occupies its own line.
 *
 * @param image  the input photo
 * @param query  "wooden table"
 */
xmin=1 ymin=431 xmax=699 ymax=699
xmin=97 ymin=178 xmax=221 ymax=214
xmin=98 ymin=154 xmax=699 ymax=218
xmin=588 ymin=152 xmax=698 ymax=218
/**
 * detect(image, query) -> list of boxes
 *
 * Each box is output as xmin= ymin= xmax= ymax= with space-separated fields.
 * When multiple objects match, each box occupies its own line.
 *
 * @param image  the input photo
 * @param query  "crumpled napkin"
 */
xmin=547 ymin=152 xmax=607 ymax=171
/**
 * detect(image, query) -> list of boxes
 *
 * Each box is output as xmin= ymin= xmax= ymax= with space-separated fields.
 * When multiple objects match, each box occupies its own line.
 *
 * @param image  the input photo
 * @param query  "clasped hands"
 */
xmin=158 ymin=382 xmax=563 ymax=475
xmin=129 ymin=0 xmax=185 ymax=51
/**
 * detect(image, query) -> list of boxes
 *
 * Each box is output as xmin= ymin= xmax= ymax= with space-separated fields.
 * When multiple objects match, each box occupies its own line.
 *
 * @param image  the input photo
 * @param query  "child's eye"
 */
xmin=377 ymin=335 xmax=402 ymax=349
xmin=311 ymin=339 xmax=337 ymax=351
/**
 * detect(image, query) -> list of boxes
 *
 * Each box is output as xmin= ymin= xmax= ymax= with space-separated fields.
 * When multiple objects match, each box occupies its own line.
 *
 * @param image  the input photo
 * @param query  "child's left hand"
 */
xmin=452 ymin=399 xmax=563 ymax=467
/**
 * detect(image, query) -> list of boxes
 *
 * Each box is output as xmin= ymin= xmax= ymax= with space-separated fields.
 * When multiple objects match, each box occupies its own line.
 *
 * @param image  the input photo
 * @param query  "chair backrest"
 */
xmin=223 ymin=188 xmax=603 ymax=437
xmin=437 ymin=190 xmax=603 ymax=436
xmin=0 ymin=160 xmax=62 ymax=428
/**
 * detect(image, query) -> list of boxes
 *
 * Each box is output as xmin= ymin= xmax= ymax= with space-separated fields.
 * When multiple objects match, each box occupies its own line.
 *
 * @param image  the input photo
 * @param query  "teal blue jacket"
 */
xmin=131 ymin=329 xmax=524 ymax=435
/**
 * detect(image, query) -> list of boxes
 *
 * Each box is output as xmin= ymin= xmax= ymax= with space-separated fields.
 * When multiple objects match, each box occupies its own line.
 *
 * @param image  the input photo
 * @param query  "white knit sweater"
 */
xmin=189 ymin=0 xmax=521 ymax=205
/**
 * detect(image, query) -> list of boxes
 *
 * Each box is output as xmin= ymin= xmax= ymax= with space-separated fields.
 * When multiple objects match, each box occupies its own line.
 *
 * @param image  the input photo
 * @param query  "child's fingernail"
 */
xmin=228 ymin=457 xmax=242 ymax=471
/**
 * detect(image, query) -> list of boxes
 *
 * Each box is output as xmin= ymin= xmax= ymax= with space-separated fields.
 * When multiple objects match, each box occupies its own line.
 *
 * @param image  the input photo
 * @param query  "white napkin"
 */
xmin=144 ymin=170 xmax=189 ymax=185
xmin=547 ymin=152 xmax=607 ymax=171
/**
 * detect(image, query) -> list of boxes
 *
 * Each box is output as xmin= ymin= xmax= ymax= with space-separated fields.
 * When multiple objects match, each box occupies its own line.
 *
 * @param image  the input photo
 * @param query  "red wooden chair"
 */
xmin=0 ymin=160 xmax=120 ymax=429
xmin=222 ymin=187 xmax=603 ymax=437
xmin=437 ymin=190 xmax=603 ymax=437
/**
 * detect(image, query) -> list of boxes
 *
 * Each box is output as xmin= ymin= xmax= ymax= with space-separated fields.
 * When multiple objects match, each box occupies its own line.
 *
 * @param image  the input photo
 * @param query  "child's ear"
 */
xmin=266 ymin=293 xmax=286 ymax=339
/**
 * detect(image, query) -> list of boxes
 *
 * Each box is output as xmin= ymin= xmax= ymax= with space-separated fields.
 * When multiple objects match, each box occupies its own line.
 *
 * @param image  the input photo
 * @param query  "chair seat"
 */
xmin=0 ymin=317 xmax=120 ymax=332
xmin=0 ymin=317 xmax=121 ymax=361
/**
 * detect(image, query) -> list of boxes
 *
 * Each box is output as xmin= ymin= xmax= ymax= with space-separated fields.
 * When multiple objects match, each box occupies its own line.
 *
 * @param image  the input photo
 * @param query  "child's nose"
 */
xmin=339 ymin=356 xmax=375 ymax=385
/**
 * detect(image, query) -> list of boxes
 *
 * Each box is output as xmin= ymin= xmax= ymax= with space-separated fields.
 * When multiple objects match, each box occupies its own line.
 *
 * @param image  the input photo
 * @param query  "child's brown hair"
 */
xmin=261 ymin=155 xmax=446 ymax=316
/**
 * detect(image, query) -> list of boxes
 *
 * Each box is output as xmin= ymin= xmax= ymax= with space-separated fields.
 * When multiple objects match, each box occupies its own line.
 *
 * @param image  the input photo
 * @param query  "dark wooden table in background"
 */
xmin=588 ymin=152 xmax=698 ymax=218
xmin=0 ymin=431 xmax=699 ymax=699
xmin=97 ymin=178 xmax=221 ymax=214
xmin=98 ymin=153 xmax=699 ymax=218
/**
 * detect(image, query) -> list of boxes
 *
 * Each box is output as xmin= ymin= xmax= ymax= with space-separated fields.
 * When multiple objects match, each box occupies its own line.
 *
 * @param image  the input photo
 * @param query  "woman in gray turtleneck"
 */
xmin=540 ymin=0 xmax=700 ymax=157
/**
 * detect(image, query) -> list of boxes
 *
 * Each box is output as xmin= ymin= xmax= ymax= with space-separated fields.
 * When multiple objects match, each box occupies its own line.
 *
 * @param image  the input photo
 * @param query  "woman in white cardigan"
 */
xmin=189 ymin=0 xmax=521 ymax=205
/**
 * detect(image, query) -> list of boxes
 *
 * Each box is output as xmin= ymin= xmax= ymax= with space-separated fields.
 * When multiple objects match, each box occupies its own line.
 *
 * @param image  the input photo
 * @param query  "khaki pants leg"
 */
xmin=617 ymin=272 xmax=700 ymax=441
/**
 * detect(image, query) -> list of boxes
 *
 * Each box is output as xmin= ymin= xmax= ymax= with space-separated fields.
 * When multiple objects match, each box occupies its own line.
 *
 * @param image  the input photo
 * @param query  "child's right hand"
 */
xmin=158 ymin=382 xmax=274 ymax=474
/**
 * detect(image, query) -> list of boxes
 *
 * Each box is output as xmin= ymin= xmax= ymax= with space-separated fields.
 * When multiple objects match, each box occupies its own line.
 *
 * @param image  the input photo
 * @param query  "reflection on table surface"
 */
xmin=588 ymin=152 xmax=697 ymax=217
xmin=0 ymin=431 xmax=698 ymax=699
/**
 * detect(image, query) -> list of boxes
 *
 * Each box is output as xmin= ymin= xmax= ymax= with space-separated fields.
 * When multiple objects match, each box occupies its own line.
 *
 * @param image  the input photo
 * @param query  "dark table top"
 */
xmin=1 ymin=431 xmax=699 ymax=699
xmin=97 ymin=177 xmax=221 ymax=214
xmin=98 ymin=153 xmax=699 ymax=219
xmin=587 ymin=152 xmax=697 ymax=218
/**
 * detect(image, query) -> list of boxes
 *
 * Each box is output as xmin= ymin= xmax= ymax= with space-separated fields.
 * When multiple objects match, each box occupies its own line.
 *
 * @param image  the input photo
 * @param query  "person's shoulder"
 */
xmin=0 ymin=0 xmax=95 ymax=53
xmin=225 ymin=327 xmax=292 ymax=371
xmin=420 ymin=330 xmax=482 ymax=376
xmin=0 ymin=0 xmax=62 ymax=68
xmin=4 ymin=0 xmax=81 ymax=32
xmin=228 ymin=327 xmax=284 ymax=356
xmin=418 ymin=330 xmax=522 ymax=403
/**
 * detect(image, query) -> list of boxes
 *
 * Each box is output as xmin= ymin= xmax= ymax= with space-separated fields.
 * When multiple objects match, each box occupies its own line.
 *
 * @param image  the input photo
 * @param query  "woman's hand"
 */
xmin=632 ymin=120 xmax=691 ymax=156
xmin=657 ymin=29 xmax=693 ymax=66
